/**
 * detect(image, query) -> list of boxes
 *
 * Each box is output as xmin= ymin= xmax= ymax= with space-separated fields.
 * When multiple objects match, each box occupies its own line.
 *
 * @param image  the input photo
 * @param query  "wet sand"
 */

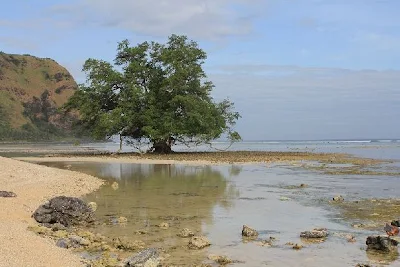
xmin=0 ymin=156 xmax=103 ymax=267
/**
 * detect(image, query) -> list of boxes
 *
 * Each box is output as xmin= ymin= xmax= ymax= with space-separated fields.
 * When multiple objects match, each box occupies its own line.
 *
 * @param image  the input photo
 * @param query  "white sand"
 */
xmin=0 ymin=156 xmax=103 ymax=267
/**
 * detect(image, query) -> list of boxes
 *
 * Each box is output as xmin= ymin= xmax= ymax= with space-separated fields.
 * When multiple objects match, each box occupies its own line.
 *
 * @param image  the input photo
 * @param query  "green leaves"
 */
xmin=66 ymin=35 xmax=241 ymax=151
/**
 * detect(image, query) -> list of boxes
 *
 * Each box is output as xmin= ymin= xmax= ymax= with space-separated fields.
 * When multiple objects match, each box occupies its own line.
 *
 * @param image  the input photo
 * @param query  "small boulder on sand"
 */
xmin=32 ymin=196 xmax=95 ymax=227
xmin=242 ymin=225 xmax=258 ymax=237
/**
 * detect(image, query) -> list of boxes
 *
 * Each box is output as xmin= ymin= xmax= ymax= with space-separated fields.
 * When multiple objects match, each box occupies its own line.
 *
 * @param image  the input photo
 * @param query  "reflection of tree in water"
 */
xmin=42 ymin=161 xmax=240 ymax=265
xmin=86 ymin=163 xmax=237 ymax=226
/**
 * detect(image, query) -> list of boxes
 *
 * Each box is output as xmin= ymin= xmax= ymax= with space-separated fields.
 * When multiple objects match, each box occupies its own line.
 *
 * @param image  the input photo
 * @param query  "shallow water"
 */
xmin=37 ymin=160 xmax=400 ymax=266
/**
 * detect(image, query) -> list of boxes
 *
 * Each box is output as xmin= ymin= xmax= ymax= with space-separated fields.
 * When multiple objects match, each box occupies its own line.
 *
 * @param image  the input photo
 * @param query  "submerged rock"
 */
xmin=112 ymin=237 xmax=145 ymax=251
xmin=188 ymin=236 xmax=211 ymax=249
xmin=366 ymin=235 xmax=398 ymax=252
xmin=88 ymin=202 xmax=98 ymax=212
xmin=111 ymin=182 xmax=119 ymax=190
xmin=241 ymin=225 xmax=258 ymax=237
xmin=111 ymin=216 xmax=128 ymax=224
xmin=0 ymin=191 xmax=17 ymax=197
xmin=300 ymin=228 xmax=328 ymax=239
xmin=32 ymin=196 xmax=95 ymax=227
xmin=158 ymin=222 xmax=169 ymax=229
xmin=124 ymin=248 xmax=159 ymax=267
xmin=208 ymin=254 xmax=237 ymax=265
xmin=292 ymin=243 xmax=304 ymax=250
xmin=177 ymin=228 xmax=194 ymax=238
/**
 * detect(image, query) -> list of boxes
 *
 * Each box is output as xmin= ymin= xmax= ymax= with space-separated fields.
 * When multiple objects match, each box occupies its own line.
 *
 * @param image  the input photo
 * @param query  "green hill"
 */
xmin=0 ymin=52 xmax=79 ymax=140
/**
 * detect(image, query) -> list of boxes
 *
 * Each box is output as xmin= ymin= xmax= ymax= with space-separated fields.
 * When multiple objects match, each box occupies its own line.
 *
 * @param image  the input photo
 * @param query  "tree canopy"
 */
xmin=66 ymin=34 xmax=241 ymax=153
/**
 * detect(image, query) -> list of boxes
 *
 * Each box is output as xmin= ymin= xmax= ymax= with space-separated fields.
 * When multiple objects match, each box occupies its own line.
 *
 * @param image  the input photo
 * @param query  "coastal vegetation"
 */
xmin=65 ymin=35 xmax=241 ymax=153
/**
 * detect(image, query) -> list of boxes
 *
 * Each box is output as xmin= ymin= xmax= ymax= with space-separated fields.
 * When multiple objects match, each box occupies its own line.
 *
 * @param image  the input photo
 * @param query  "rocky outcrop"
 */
xmin=32 ymin=196 xmax=95 ymax=227
xmin=366 ymin=236 xmax=398 ymax=252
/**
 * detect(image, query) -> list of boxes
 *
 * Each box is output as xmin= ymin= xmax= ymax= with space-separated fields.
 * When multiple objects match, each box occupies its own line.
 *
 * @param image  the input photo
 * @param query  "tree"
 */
xmin=66 ymin=34 xmax=241 ymax=153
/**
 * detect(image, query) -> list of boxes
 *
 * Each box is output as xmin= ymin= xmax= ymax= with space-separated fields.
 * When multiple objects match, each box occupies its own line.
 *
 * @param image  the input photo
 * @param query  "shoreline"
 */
xmin=0 ymin=156 xmax=103 ymax=267
xmin=14 ymin=150 xmax=385 ymax=167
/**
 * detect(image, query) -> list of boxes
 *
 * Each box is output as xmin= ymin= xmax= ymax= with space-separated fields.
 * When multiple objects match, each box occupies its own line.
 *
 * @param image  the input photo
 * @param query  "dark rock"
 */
xmin=366 ymin=236 xmax=398 ymax=252
xmin=32 ymin=196 xmax=95 ymax=227
xmin=124 ymin=248 xmax=159 ymax=267
xmin=242 ymin=225 xmax=258 ymax=237
xmin=355 ymin=264 xmax=372 ymax=267
xmin=0 ymin=191 xmax=17 ymax=197
xmin=391 ymin=220 xmax=400 ymax=227
xmin=300 ymin=228 xmax=328 ymax=238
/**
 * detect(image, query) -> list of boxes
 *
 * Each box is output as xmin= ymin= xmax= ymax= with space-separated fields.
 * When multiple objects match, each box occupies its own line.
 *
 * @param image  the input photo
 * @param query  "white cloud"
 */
xmin=48 ymin=0 xmax=265 ymax=40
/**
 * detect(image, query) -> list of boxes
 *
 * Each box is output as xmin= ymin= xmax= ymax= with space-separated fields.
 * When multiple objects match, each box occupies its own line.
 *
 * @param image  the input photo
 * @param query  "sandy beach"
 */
xmin=0 ymin=156 xmax=103 ymax=267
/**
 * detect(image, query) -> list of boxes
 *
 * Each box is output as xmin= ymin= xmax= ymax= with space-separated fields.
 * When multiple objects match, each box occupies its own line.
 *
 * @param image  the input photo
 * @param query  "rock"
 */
xmin=392 ymin=220 xmax=400 ymax=227
xmin=279 ymin=196 xmax=291 ymax=201
xmin=158 ymin=222 xmax=169 ymax=229
xmin=112 ymin=216 xmax=128 ymax=224
xmin=0 ymin=191 xmax=17 ymax=197
xmin=300 ymin=228 xmax=328 ymax=239
xmin=366 ymin=235 xmax=398 ymax=252
xmin=241 ymin=225 xmax=258 ymax=237
xmin=69 ymin=235 xmax=91 ymax=246
xmin=177 ymin=228 xmax=194 ymax=238
xmin=124 ymin=248 xmax=159 ymax=267
xmin=111 ymin=182 xmax=119 ymax=190
xmin=332 ymin=195 xmax=344 ymax=202
xmin=88 ymin=202 xmax=98 ymax=212
xmin=112 ymin=237 xmax=145 ymax=251
xmin=255 ymin=239 xmax=273 ymax=247
xmin=346 ymin=234 xmax=356 ymax=243
xmin=56 ymin=238 xmax=70 ymax=249
xmin=188 ymin=236 xmax=211 ymax=250
xmin=292 ymin=243 xmax=303 ymax=250
xmin=208 ymin=255 xmax=234 ymax=265
xmin=355 ymin=264 xmax=372 ymax=267
xmin=32 ymin=196 xmax=95 ymax=227
xmin=300 ymin=183 xmax=308 ymax=188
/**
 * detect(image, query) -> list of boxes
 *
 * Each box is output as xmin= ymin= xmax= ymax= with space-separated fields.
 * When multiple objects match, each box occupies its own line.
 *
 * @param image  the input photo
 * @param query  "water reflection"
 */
xmin=39 ymin=161 xmax=238 ymax=265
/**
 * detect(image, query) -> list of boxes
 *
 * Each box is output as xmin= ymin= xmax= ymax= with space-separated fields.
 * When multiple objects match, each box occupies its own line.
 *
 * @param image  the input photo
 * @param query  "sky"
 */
xmin=1 ymin=0 xmax=400 ymax=140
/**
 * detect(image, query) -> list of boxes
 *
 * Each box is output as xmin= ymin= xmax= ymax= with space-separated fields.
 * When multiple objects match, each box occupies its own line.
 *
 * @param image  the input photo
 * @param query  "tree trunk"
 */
xmin=150 ymin=138 xmax=173 ymax=154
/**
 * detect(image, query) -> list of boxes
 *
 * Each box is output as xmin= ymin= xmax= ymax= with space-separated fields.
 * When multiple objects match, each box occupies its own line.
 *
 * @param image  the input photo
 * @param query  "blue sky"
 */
xmin=1 ymin=0 xmax=400 ymax=140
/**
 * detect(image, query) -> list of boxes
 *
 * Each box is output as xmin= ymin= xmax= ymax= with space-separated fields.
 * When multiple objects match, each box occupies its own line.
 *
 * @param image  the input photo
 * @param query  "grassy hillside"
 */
xmin=0 ymin=52 xmax=79 ymax=140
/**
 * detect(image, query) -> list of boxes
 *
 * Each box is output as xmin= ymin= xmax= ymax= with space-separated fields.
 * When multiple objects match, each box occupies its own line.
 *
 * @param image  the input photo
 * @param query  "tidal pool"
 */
xmin=38 ymin=161 xmax=400 ymax=266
